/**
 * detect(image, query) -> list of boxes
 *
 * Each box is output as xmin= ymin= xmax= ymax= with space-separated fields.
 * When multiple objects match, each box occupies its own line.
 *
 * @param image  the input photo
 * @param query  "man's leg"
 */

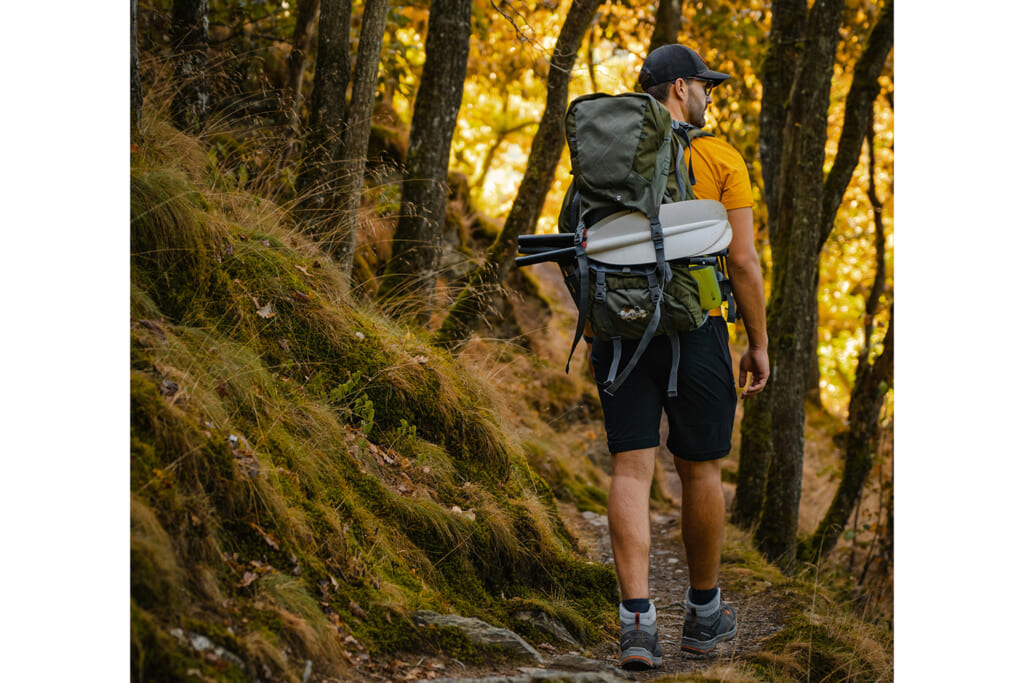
xmin=674 ymin=456 xmax=737 ymax=654
xmin=608 ymin=446 xmax=662 ymax=669
xmin=608 ymin=447 xmax=657 ymax=598
xmin=674 ymin=458 xmax=725 ymax=590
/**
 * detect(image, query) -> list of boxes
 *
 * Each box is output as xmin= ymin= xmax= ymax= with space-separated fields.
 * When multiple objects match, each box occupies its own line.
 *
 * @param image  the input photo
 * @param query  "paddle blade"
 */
xmin=585 ymin=199 xmax=731 ymax=265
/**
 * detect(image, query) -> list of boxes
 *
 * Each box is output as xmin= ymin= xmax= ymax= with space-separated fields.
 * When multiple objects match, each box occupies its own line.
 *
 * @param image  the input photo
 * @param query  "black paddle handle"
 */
xmin=517 ymin=233 xmax=574 ymax=249
xmin=514 ymin=247 xmax=576 ymax=267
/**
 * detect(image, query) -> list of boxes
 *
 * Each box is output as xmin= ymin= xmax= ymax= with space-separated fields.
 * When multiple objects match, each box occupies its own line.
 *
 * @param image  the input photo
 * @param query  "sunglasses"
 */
xmin=687 ymin=79 xmax=715 ymax=96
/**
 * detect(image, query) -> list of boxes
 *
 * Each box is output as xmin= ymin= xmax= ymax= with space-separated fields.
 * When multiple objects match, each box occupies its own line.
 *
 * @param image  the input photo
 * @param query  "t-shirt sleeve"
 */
xmin=713 ymin=140 xmax=754 ymax=211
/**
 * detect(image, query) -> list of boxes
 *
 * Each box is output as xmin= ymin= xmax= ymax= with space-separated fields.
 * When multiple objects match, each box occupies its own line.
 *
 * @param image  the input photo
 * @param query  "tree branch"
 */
xmin=817 ymin=0 xmax=893 ymax=251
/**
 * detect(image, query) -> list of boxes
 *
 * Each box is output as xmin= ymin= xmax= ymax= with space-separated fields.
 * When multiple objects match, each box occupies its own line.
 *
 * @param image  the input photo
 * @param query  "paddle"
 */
xmin=515 ymin=199 xmax=732 ymax=268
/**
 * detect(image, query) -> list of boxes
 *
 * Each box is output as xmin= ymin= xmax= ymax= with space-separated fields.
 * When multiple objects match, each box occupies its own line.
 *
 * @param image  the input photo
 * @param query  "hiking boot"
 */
xmin=618 ymin=603 xmax=662 ymax=670
xmin=679 ymin=588 xmax=737 ymax=655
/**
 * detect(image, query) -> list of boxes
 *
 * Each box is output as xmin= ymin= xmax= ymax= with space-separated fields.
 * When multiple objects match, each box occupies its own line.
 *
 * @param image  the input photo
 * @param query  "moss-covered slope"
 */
xmin=130 ymin=126 xmax=617 ymax=682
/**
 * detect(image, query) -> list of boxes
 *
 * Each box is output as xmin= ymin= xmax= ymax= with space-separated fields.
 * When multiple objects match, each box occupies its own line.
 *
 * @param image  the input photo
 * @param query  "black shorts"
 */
xmin=590 ymin=317 xmax=737 ymax=461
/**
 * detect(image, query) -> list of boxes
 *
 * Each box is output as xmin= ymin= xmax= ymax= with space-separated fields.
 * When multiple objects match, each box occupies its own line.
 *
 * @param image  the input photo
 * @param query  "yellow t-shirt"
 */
xmin=683 ymin=134 xmax=753 ymax=316
xmin=683 ymin=135 xmax=754 ymax=210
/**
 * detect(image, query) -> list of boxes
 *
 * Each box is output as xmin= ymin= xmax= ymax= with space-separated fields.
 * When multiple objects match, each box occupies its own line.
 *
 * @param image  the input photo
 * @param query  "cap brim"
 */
xmin=699 ymin=70 xmax=731 ymax=85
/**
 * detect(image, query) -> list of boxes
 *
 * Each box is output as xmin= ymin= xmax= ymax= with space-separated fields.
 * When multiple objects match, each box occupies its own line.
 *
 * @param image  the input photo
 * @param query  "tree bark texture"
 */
xmin=331 ymin=0 xmax=390 ymax=282
xmin=283 ymin=0 xmax=322 ymax=150
xmin=170 ymin=0 xmax=210 ymax=131
xmin=732 ymin=390 xmax=773 ymax=529
xmin=738 ymin=0 xmax=893 ymax=567
xmin=753 ymin=0 xmax=846 ymax=566
xmin=803 ymin=123 xmax=891 ymax=563
xmin=433 ymin=0 xmax=601 ymax=348
xmin=732 ymin=0 xmax=807 ymax=527
xmin=802 ymin=311 xmax=892 ymax=563
xmin=131 ymin=0 xmax=143 ymax=134
xmin=377 ymin=0 xmax=474 ymax=319
xmin=756 ymin=0 xmax=806 ymax=243
xmin=648 ymin=0 xmax=683 ymax=53
xmin=296 ymin=0 xmax=352 ymax=223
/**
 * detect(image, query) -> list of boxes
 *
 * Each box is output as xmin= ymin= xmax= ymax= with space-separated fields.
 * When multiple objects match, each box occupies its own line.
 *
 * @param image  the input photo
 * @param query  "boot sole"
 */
xmin=620 ymin=647 xmax=663 ymax=670
xmin=679 ymin=624 xmax=737 ymax=655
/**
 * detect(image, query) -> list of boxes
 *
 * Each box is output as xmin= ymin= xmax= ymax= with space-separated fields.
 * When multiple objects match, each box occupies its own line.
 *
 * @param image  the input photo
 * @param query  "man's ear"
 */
xmin=674 ymin=78 xmax=686 ymax=102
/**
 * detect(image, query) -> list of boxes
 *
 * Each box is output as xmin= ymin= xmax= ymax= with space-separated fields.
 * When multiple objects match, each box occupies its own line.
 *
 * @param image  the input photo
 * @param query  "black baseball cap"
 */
xmin=638 ymin=45 xmax=731 ymax=90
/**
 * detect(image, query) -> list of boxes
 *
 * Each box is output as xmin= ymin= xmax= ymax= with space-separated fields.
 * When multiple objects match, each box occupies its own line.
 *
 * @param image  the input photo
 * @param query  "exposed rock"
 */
xmin=513 ymin=610 xmax=579 ymax=647
xmin=425 ymin=670 xmax=626 ymax=683
xmin=168 ymin=627 xmax=245 ymax=669
xmin=411 ymin=611 xmax=544 ymax=663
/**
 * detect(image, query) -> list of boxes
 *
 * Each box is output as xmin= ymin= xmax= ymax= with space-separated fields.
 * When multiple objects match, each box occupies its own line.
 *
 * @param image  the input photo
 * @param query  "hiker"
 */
xmin=591 ymin=45 xmax=770 ymax=669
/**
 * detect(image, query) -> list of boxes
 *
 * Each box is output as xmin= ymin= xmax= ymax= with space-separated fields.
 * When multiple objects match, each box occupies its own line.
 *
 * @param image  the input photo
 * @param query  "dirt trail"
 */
xmin=559 ymin=457 xmax=787 ymax=679
xmin=417 ymin=260 xmax=789 ymax=680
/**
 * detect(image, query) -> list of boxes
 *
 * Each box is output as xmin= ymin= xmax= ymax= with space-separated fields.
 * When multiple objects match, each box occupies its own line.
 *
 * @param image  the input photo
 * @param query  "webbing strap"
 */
xmin=605 ymin=338 xmax=623 ymax=388
xmin=675 ymin=142 xmax=686 ymax=201
xmin=668 ymin=332 xmax=681 ymax=398
xmin=566 ymin=217 xmax=590 ymax=373
xmin=594 ymin=270 xmax=607 ymax=303
xmin=604 ymin=271 xmax=663 ymax=396
xmin=650 ymin=216 xmax=672 ymax=284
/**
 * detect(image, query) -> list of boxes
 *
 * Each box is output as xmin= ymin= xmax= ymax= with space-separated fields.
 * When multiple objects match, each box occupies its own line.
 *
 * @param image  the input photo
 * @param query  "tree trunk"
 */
xmin=802 ymin=311 xmax=893 ymax=563
xmin=433 ymin=0 xmax=600 ymax=348
xmin=732 ymin=390 xmax=772 ymax=529
xmin=743 ymin=0 xmax=893 ymax=568
xmin=331 ymin=0 xmax=390 ymax=282
xmin=802 ymin=121 xmax=892 ymax=564
xmin=170 ymin=0 xmax=210 ymax=131
xmin=295 ymin=0 xmax=352 ymax=225
xmin=733 ymin=0 xmax=807 ymax=526
xmin=753 ymin=0 xmax=846 ymax=566
xmin=131 ymin=0 xmax=143 ymax=134
xmin=806 ymin=267 xmax=823 ymax=407
xmin=648 ymin=0 xmax=682 ymax=53
xmin=282 ymin=0 xmax=322 ymax=157
xmin=377 ymin=0 xmax=474 ymax=320
xmin=756 ymin=0 xmax=806 ymax=242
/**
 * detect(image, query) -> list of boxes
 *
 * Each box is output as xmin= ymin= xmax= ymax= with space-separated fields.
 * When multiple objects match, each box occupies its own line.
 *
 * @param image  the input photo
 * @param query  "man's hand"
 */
xmin=738 ymin=347 xmax=769 ymax=398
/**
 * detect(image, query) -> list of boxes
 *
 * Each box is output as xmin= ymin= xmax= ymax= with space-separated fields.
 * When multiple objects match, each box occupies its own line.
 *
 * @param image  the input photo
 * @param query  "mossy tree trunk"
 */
xmin=132 ymin=0 xmax=143 ymax=134
xmin=433 ymin=0 xmax=600 ymax=348
xmin=376 ymin=0 xmax=474 ymax=321
xmin=295 ymin=0 xmax=352 ymax=227
xmin=746 ymin=0 xmax=893 ymax=567
xmin=331 ymin=0 xmax=389 ymax=282
xmin=282 ymin=0 xmax=322 ymax=158
xmin=648 ymin=0 xmax=683 ymax=52
xmin=802 ymin=124 xmax=893 ymax=564
xmin=802 ymin=311 xmax=893 ymax=563
xmin=731 ymin=0 xmax=806 ymax=530
xmin=170 ymin=0 xmax=210 ymax=131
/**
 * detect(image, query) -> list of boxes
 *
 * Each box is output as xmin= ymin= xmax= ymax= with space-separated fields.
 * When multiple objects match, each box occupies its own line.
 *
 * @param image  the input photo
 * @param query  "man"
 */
xmin=588 ymin=44 xmax=770 ymax=669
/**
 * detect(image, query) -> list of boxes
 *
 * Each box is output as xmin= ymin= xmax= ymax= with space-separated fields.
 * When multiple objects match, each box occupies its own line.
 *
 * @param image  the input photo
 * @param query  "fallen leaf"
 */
xmin=250 ymin=522 xmax=280 ymax=550
xmin=349 ymin=600 xmax=368 ymax=619
xmin=238 ymin=571 xmax=258 ymax=588
xmin=256 ymin=302 xmax=275 ymax=319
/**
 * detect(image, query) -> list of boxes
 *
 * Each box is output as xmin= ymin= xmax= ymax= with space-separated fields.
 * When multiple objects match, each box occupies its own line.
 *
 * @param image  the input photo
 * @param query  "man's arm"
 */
xmin=725 ymin=207 xmax=769 ymax=397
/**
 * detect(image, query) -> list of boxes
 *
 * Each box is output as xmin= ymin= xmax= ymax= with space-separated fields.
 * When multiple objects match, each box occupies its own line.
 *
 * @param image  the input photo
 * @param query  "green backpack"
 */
xmin=555 ymin=92 xmax=735 ymax=397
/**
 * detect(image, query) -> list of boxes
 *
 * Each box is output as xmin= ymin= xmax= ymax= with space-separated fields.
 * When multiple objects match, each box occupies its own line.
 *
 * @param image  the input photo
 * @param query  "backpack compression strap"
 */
xmin=565 ymin=211 xmax=590 ymax=373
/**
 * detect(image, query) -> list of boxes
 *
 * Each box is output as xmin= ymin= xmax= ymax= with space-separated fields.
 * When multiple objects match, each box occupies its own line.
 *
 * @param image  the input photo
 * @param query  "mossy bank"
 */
xmin=130 ymin=122 xmax=618 ymax=682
